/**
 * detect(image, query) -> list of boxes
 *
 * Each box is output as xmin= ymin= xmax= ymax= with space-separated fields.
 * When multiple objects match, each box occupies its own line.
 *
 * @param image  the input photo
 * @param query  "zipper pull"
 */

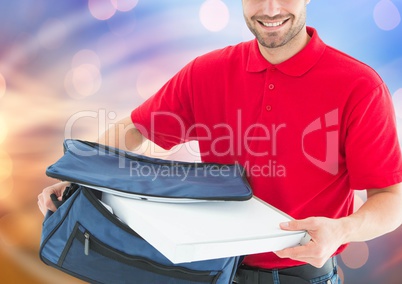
xmin=84 ymin=232 xmax=90 ymax=256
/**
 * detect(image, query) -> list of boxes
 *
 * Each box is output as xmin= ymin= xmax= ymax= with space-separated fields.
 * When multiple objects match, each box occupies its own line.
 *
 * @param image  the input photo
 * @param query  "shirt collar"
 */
xmin=246 ymin=27 xmax=326 ymax=76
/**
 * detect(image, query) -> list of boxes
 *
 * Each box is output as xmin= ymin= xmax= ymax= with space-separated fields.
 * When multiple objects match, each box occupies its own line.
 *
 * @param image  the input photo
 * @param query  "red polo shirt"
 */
xmin=131 ymin=27 xmax=402 ymax=269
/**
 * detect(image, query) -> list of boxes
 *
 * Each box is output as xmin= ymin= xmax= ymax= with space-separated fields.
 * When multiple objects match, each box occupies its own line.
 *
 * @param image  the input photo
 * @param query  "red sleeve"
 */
xmin=345 ymin=82 xmax=402 ymax=189
xmin=131 ymin=60 xmax=197 ymax=150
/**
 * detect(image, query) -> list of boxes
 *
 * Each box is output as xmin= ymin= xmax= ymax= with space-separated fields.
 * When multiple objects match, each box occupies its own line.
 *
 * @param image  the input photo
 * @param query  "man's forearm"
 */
xmin=340 ymin=183 xmax=402 ymax=244
xmin=97 ymin=116 xmax=144 ymax=151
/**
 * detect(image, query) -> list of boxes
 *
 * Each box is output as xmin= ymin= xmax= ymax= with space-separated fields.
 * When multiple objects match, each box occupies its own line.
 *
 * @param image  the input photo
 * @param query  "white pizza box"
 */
xmin=101 ymin=194 xmax=308 ymax=264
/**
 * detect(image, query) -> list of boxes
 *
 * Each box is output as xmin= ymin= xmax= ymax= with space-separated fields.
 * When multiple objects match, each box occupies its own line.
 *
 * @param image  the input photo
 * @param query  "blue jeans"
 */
xmin=234 ymin=257 xmax=341 ymax=284
xmin=308 ymin=257 xmax=341 ymax=284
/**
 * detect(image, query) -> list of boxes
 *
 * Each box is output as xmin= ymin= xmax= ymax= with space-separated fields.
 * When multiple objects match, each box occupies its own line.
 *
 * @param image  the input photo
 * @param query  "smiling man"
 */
xmin=243 ymin=0 xmax=310 ymax=62
xmin=38 ymin=1 xmax=402 ymax=283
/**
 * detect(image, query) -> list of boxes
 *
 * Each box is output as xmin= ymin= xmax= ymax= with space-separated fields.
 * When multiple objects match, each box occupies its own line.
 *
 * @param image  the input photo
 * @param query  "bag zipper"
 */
xmin=77 ymin=227 xmax=218 ymax=282
xmin=84 ymin=232 xmax=90 ymax=256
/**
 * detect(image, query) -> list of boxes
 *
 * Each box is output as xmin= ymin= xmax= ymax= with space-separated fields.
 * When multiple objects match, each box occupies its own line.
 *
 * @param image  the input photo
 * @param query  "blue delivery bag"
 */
xmin=39 ymin=139 xmax=252 ymax=284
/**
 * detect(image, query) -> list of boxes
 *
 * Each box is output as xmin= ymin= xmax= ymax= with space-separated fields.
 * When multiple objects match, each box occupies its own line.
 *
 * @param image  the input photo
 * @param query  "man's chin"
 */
xmin=258 ymin=38 xmax=286 ymax=49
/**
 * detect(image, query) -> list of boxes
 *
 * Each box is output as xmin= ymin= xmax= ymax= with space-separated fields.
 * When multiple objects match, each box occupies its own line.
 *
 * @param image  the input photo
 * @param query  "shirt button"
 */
xmin=268 ymin=84 xmax=275 ymax=90
xmin=266 ymin=105 xmax=272 ymax=111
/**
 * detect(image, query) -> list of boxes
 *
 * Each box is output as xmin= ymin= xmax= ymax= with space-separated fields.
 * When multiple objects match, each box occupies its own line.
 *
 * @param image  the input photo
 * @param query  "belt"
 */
xmin=233 ymin=257 xmax=337 ymax=284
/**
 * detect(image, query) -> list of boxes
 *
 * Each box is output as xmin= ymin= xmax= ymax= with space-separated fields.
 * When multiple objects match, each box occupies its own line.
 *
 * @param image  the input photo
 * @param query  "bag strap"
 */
xmin=50 ymin=194 xmax=63 ymax=209
xmin=51 ymin=183 xmax=80 ymax=209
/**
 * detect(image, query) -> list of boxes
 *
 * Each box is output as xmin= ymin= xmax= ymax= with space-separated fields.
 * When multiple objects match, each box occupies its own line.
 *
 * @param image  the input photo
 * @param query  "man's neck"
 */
xmin=258 ymin=26 xmax=311 ymax=65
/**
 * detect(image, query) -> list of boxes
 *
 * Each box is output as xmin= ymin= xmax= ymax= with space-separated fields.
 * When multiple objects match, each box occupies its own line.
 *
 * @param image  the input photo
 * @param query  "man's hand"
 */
xmin=275 ymin=184 xmax=402 ymax=268
xmin=274 ymin=217 xmax=346 ymax=268
xmin=37 ymin=181 xmax=71 ymax=216
xmin=37 ymin=116 xmax=145 ymax=217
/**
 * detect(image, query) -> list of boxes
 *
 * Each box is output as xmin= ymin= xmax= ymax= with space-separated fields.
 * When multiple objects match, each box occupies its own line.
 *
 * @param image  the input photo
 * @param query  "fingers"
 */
xmin=37 ymin=190 xmax=57 ymax=215
xmin=274 ymin=241 xmax=328 ymax=267
xmin=37 ymin=197 xmax=47 ymax=216
xmin=280 ymin=217 xmax=320 ymax=231
xmin=37 ymin=181 xmax=70 ymax=216
xmin=276 ymin=217 xmax=341 ymax=268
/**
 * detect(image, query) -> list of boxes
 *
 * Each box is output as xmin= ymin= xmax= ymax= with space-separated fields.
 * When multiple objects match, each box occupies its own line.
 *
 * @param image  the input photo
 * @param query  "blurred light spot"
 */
xmin=392 ymin=88 xmax=402 ymax=119
xmin=337 ymin=266 xmax=345 ymax=283
xmin=108 ymin=111 xmax=117 ymax=120
xmin=396 ymin=117 xmax=402 ymax=146
xmin=107 ymin=9 xmax=137 ymax=36
xmin=341 ymin=242 xmax=370 ymax=269
xmin=393 ymin=89 xmax=402 ymax=143
xmin=72 ymin=64 xmax=102 ymax=97
xmin=373 ymin=0 xmax=401 ymax=31
xmin=72 ymin=49 xmax=101 ymax=69
xmin=0 ymin=177 xmax=13 ymax=200
xmin=37 ymin=18 xmax=67 ymax=50
xmin=0 ymin=150 xmax=13 ymax=184
xmin=0 ymin=113 xmax=7 ymax=144
xmin=353 ymin=191 xmax=365 ymax=212
xmin=0 ymin=73 xmax=6 ymax=98
xmin=88 ymin=0 xmax=116 ymax=21
xmin=111 ymin=0 xmax=139 ymax=12
xmin=199 ymin=0 xmax=230 ymax=32
xmin=65 ymin=64 xmax=102 ymax=99
xmin=136 ymin=67 xmax=171 ymax=100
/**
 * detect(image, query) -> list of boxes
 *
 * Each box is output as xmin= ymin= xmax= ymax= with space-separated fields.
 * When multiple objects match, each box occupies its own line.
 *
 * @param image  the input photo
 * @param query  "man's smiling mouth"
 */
xmin=258 ymin=18 xmax=290 ymax=28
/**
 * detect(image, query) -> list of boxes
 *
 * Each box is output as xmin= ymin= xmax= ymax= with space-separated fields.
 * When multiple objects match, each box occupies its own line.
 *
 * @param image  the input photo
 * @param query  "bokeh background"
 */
xmin=0 ymin=0 xmax=401 ymax=283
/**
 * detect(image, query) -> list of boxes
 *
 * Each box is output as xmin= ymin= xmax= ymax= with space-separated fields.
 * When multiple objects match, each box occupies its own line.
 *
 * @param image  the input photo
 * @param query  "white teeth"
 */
xmin=261 ymin=20 xmax=285 ymax=27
